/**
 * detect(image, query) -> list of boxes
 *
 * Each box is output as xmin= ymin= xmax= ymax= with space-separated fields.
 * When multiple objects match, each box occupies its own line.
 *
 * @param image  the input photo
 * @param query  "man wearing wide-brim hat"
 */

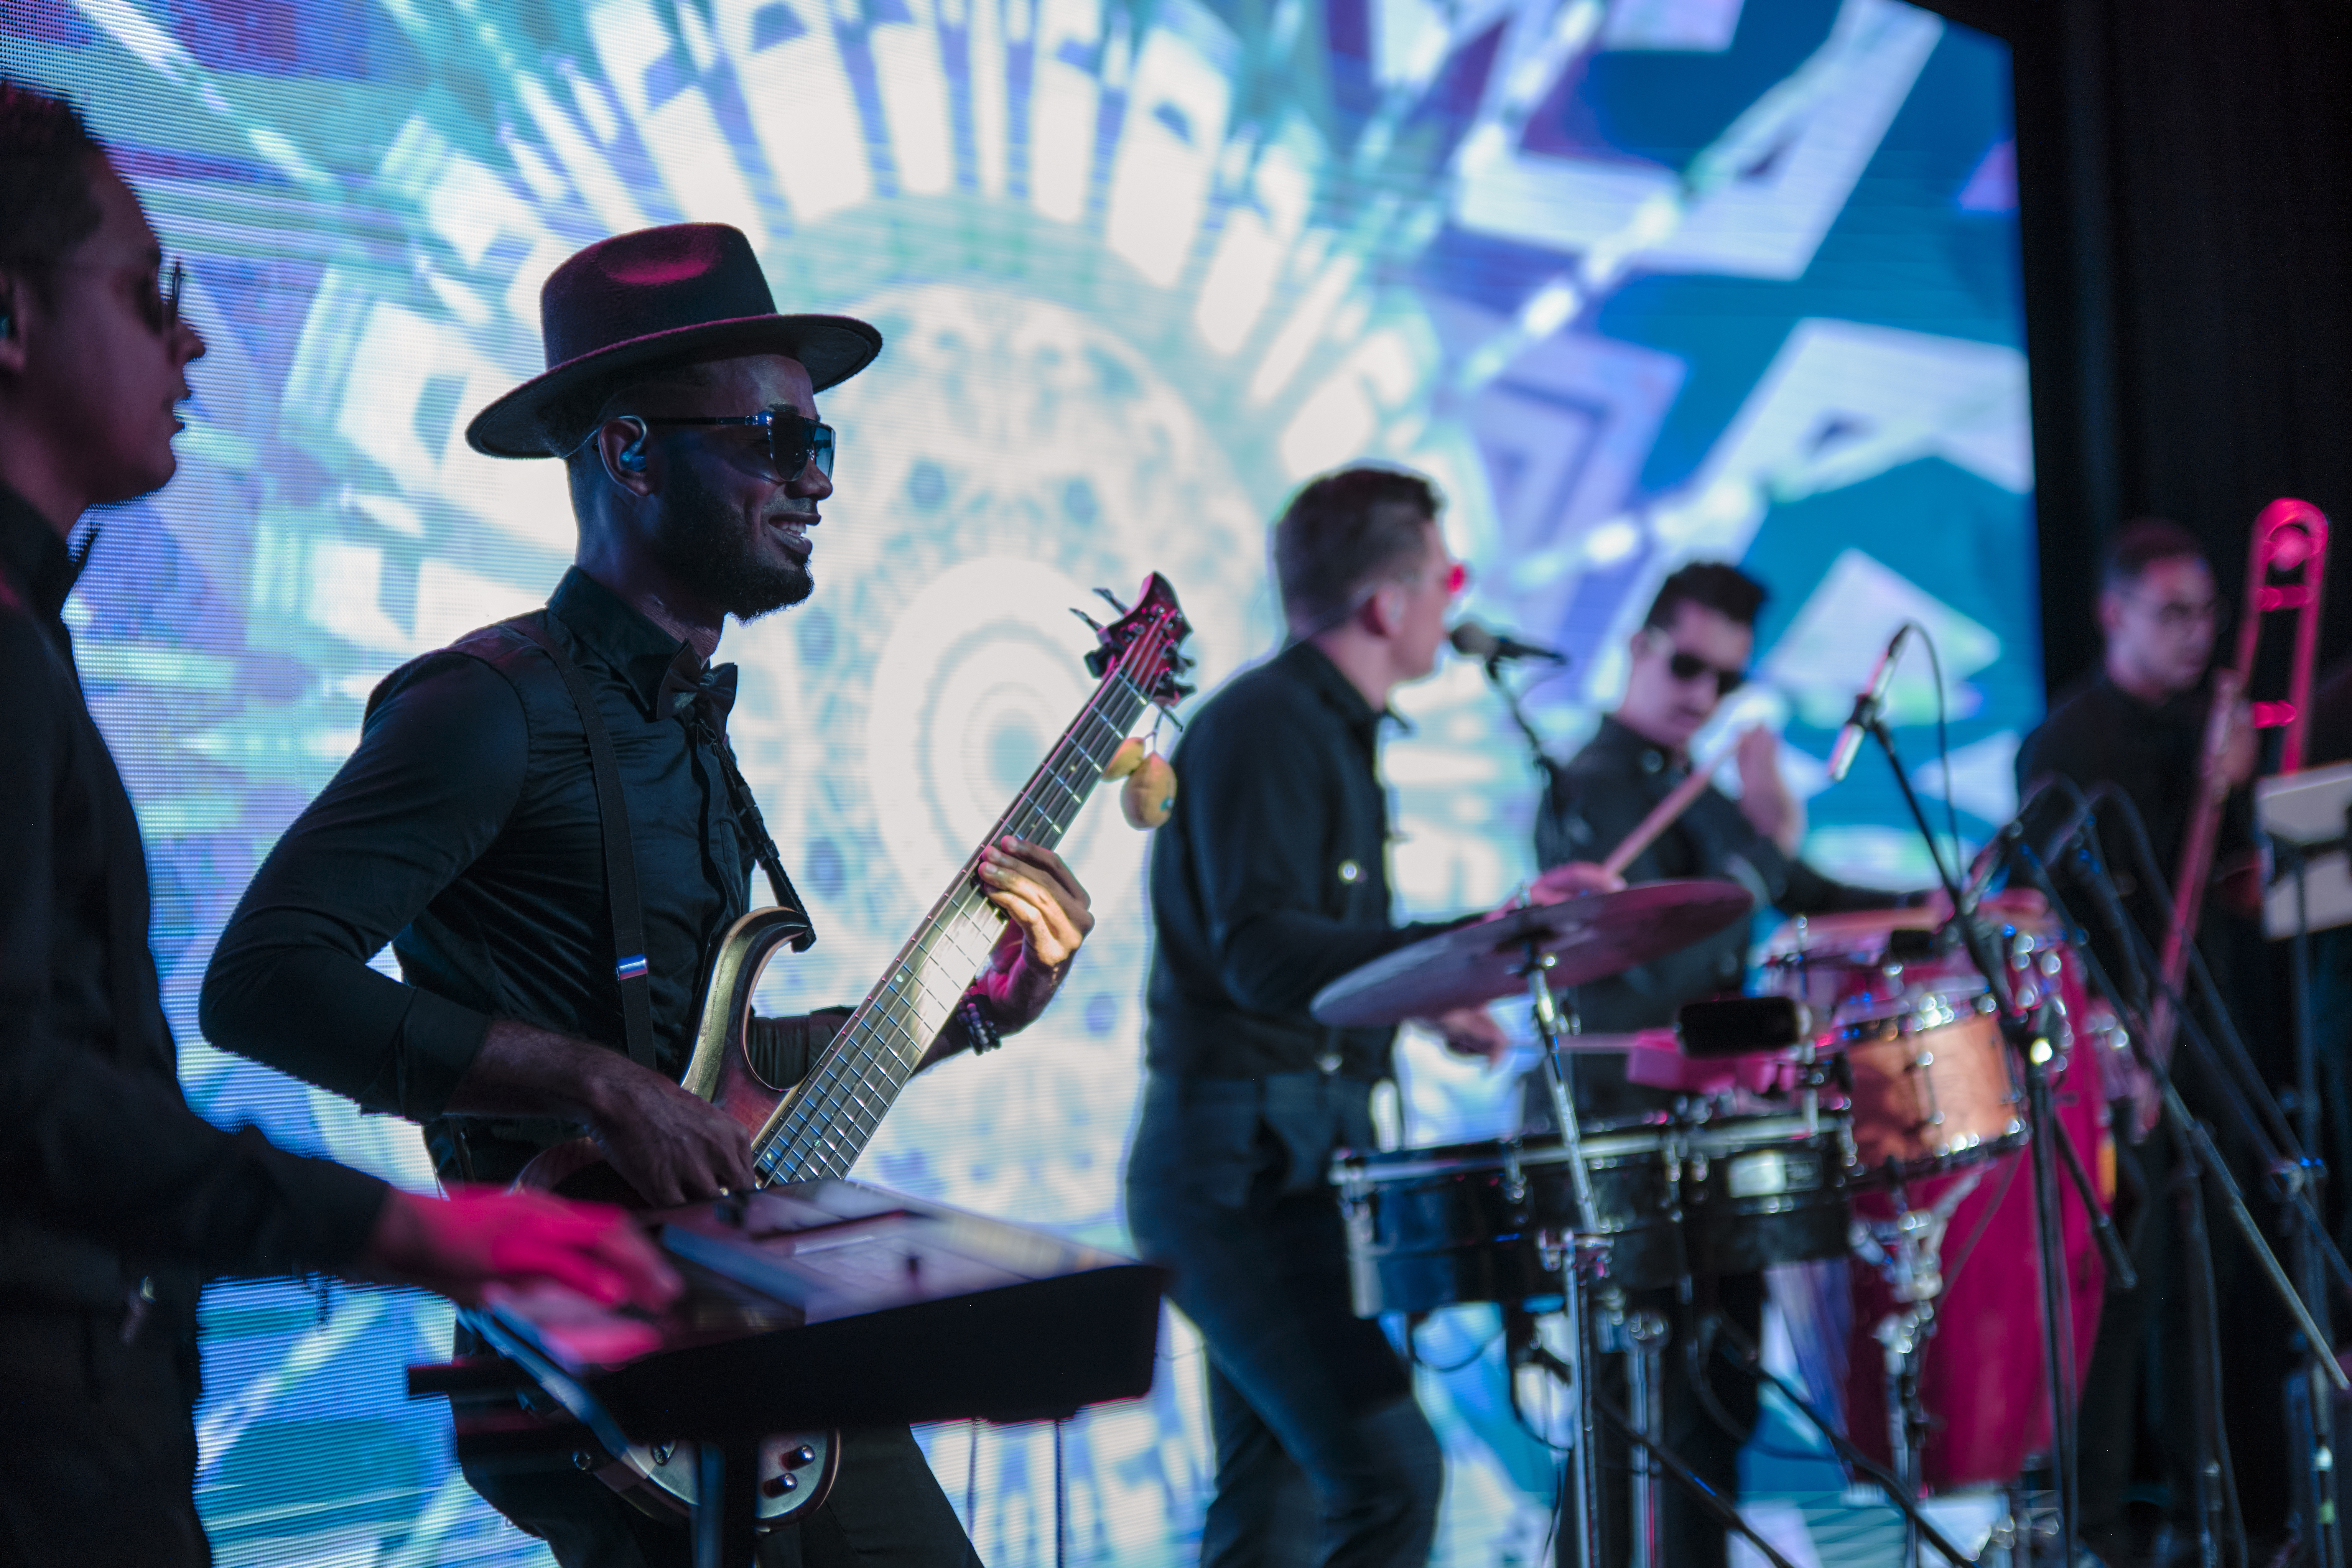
xmin=204 ymin=223 xmax=1098 ymax=1563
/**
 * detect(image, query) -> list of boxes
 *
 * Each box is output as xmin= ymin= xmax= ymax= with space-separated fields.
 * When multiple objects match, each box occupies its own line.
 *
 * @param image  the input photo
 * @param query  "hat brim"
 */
xmin=464 ymin=313 xmax=884 ymax=459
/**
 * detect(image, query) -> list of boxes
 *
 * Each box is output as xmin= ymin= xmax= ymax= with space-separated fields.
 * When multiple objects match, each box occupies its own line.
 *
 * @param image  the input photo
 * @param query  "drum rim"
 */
xmin=1328 ymin=1111 xmax=1855 ymax=1186
xmin=1844 ymin=1122 xmax=2030 ymax=1187
xmin=1832 ymin=991 xmax=2000 ymax=1043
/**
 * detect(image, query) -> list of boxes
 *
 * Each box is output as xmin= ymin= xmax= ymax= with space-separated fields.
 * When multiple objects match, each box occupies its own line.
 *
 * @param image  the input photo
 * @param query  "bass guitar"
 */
xmin=508 ymin=571 xmax=1193 ymax=1526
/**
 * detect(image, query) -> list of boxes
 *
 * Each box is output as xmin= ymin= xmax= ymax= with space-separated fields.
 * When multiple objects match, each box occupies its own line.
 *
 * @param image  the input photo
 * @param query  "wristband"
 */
xmin=960 ymin=988 xmax=1004 ymax=1055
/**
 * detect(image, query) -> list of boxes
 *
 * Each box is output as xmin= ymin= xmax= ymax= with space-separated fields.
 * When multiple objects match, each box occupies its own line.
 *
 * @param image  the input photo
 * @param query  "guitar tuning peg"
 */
xmin=1095 ymin=587 xmax=1131 ymax=614
xmin=1071 ymin=607 xmax=1107 ymax=635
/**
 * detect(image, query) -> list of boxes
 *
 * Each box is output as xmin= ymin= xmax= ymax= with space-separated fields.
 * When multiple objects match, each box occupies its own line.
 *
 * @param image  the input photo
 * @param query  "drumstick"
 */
xmin=1599 ymin=739 xmax=1740 ymax=878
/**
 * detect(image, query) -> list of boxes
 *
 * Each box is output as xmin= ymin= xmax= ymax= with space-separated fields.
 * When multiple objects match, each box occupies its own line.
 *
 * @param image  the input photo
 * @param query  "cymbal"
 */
xmin=1310 ymin=879 xmax=1754 ymax=1029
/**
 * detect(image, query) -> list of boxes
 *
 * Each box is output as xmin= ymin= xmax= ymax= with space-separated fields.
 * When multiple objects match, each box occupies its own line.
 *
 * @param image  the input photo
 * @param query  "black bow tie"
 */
xmin=657 ymin=654 xmax=739 ymax=734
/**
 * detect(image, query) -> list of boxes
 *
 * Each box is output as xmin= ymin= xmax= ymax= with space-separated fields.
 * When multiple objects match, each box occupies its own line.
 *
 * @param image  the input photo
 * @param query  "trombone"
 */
xmin=2149 ymin=495 xmax=2330 ymax=1064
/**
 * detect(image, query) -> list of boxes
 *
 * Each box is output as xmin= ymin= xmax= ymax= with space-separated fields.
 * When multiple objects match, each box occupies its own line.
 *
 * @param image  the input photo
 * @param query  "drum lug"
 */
xmin=1502 ymin=1142 xmax=1527 ymax=1208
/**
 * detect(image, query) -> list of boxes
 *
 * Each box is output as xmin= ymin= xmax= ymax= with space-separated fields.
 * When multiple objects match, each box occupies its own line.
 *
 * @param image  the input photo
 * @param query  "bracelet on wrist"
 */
xmin=960 ymin=988 xmax=1004 ymax=1055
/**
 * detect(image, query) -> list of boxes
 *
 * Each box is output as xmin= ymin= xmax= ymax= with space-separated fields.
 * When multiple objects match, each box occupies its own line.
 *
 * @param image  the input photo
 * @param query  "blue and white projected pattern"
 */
xmin=6 ymin=0 xmax=2032 ymax=1560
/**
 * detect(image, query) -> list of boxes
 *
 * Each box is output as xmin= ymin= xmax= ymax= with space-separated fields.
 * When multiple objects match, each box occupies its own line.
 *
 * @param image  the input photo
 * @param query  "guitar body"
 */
xmin=514 ymin=906 xmax=841 ymax=1527
xmin=494 ymin=575 xmax=1197 ymax=1537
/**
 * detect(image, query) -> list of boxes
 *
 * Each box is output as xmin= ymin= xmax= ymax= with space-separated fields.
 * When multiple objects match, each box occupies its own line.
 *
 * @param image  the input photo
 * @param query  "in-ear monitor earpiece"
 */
xmin=613 ymin=415 xmax=648 ymax=474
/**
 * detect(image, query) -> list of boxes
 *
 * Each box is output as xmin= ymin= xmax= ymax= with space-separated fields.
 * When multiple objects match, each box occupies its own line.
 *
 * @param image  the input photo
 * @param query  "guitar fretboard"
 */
xmin=753 ymin=619 xmax=1175 ymax=1183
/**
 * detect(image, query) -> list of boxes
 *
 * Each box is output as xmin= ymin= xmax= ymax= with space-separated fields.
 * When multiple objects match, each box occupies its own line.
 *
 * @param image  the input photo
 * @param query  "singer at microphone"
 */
xmin=1449 ymin=620 xmax=1567 ymax=666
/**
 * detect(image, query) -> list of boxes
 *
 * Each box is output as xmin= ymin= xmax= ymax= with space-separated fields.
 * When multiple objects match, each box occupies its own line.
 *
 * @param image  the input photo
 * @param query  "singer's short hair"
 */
xmin=2101 ymin=518 xmax=2207 ymax=591
xmin=0 ymin=83 xmax=107 ymax=300
xmin=1273 ymin=467 xmax=1442 ymax=637
xmin=1644 ymin=562 xmax=1766 ymax=631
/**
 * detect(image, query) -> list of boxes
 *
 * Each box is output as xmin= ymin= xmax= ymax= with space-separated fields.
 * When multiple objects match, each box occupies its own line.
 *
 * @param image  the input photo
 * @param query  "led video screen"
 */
xmin=5 ymin=0 xmax=2032 ymax=1559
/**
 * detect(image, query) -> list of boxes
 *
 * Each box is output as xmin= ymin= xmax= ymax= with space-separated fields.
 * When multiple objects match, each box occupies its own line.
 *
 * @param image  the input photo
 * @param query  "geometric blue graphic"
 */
xmin=4 ymin=0 xmax=2031 ymax=1558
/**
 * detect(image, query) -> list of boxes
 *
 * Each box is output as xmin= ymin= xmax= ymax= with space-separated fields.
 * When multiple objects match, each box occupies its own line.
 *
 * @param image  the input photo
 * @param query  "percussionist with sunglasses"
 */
xmin=1529 ymin=560 xmax=1897 ymax=1568
xmin=202 ymin=224 xmax=1095 ymax=1567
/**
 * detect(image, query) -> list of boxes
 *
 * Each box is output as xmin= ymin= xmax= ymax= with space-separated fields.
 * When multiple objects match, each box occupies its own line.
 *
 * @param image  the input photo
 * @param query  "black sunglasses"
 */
xmin=638 ymin=406 xmax=834 ymax=481
xmin=1660 ymin=644 xmax=1746 ymax=697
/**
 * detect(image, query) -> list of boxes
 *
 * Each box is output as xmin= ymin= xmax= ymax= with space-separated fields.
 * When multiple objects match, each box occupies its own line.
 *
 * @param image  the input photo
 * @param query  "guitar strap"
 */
xmin=509 ymin=611 xmax=661 ymax=1074
xmin=508 ymin=609 xmax=818 ymax=1078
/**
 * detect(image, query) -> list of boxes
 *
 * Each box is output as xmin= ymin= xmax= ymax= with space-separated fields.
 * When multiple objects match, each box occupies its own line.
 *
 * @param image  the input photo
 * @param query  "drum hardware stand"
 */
xmin=1521 ymin=941 xmax=1815 ymax=1568
xmin=1850 ymin=1173 xmax=1983 ymax=1568
xmin=1505 ymin=1320 xmax=1807 ymax=1568
xmin=1852 ymin=706 xmax=2084 ymax=1568
xmin=2008 ymin=828 xmax=2352 ymax=1568
xmin=1704 ymin=1311 xmax=1979 ymax=1566
xmin=1594 ymin=1290 xmax=1671 ymax=1568
xmin=1523 ymin=941 xmax=1609 ymax=1568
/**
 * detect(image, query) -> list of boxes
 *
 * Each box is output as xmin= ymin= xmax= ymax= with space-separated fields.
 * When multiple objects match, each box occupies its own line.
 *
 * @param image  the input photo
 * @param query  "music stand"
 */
xmin=2255 ymin=763 xmax=2352 ymax=1567
xmin=2258 ymin=762 xmax=2352 ymax=937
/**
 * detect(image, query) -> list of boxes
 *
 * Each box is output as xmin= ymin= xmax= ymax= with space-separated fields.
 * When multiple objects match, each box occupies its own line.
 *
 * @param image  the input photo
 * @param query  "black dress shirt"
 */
xmin=0 ymin=487 xmax=385 ymax=1318
xmin=2308 ymin=658 xmax=2352 ymax=768
xmin=202 ymin=568 xmax=827 ymax=1185
xmin=1535 ymin=715 xmax=1895 ymax=1118
xmin=2015 ymin=672 xmax=2231 ymax=892
xmin=1145 ymin=640 xmax=1460 ymax=1082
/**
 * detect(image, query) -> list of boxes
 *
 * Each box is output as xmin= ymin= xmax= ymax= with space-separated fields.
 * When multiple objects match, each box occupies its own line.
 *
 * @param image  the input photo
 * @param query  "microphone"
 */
xmin=1450 ymin=621 xmax=1567 ymax=666
xmin=1959 ymin=777 xmax=2064 ymax=908
xmin=1825 ymin=624 xmax=1915 ymax=784
xmin=2034 ymin=793 xmax=2102 ymax=866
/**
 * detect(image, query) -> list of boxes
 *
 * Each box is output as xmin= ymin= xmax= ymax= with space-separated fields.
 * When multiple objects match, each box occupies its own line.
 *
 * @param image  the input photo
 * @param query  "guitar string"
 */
xmin=759 ymin=625 xmax=1174 ymax=1177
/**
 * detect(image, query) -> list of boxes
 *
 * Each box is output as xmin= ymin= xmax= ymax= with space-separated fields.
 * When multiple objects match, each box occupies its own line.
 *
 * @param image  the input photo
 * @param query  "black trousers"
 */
xmin=1124 ymin=1072 xmax=1443 ymax=1568
xmin=0 ymin=1308 xmax=211 ymax=1568
xmin=2075 ymin=1113 xmax=2296 ymax=1550
xmin=1571 ymin=1275 xmax=1763 ymax=1568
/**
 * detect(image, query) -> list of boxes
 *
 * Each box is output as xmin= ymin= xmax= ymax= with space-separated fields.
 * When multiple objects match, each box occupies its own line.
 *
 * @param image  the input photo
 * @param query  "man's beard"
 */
xmin=650 ymin=460 xmax=813 ymax=621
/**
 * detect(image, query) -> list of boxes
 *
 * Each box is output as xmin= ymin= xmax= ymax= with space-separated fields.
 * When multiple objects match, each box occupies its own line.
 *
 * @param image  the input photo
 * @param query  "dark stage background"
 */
xmin=1945 ymin=0 xmax=2352 ymax=693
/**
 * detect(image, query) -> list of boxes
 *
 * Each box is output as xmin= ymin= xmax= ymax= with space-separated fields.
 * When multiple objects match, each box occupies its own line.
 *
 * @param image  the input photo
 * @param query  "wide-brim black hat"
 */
xmin=466 ymin=223 xmax=883 ymax=459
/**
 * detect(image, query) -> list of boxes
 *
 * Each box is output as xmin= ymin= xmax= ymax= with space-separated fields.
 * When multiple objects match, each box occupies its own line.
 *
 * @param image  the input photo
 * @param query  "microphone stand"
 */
xmin=2034 ymin=788 xmax=2352 ymax=1568
xmin=1850 ymin=705 xmax=2085 ymax=1568
xmin=2007 ymin=833 xmax=2352 ymax=1568
xmin=1484 ymin=656 xmax=1557 ymax=770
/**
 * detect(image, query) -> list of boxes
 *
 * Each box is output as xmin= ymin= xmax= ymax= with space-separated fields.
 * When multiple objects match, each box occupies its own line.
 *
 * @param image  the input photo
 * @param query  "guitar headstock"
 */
xmin=1084 ymin=572 xmax=1193 ymax=708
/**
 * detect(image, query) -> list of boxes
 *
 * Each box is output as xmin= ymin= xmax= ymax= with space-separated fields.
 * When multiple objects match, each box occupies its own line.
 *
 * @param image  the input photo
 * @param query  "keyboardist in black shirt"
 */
xmin=0 ymin=84 xmax=674 ymax=1566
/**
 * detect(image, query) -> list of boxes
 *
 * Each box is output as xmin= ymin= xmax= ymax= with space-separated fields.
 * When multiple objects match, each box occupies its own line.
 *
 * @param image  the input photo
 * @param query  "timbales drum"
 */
xmin=1330 ymin=1112 xmax=1854 ymax=1317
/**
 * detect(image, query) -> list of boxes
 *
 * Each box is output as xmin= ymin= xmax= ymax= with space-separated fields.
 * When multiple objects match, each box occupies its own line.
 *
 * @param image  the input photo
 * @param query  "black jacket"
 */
xmin=1145 ymin=641 xmax=1460 ymax=1081
xmin=0 ymin=488 xmax=385 ymax=1320
xmin=1535 ymin=715 xmax=1896 ymax=1117
xmin=203 ymin=568 xmax=834 ymax=1185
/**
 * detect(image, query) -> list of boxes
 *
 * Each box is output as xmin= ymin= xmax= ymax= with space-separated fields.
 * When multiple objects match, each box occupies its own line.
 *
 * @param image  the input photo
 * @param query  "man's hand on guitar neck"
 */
xmin=449 ymin=1020 xmax=757 ymax=1204
xmin=965 ymin=835 xmax=1095 ymax=1041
